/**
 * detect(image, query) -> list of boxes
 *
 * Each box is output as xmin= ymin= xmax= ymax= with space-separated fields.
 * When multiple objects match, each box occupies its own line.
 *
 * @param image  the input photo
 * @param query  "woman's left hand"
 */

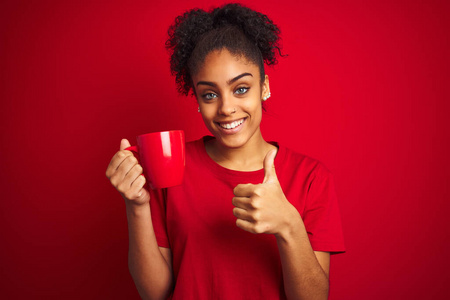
xmin=232 ymin=149 xmax=302 ymax=237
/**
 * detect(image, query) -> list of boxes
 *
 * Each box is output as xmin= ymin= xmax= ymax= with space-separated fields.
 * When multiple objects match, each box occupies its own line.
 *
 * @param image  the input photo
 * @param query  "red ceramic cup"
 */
xmin=126 ymin=130 xmax=185 ymax=189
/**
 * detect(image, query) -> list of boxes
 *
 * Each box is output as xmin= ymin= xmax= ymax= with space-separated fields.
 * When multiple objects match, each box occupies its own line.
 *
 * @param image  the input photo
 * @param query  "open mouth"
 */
xmin=217 ymin=118 xmax=245 ymax=130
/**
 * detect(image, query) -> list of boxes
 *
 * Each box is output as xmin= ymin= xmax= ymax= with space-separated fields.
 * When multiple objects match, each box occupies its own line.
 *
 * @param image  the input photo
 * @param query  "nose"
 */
xmin=218 ymin=94 xmax=236 ymax=116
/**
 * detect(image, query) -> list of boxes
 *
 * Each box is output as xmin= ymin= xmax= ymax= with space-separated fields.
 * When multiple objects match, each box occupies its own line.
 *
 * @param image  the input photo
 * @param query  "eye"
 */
xmin=202 ymin=93 xmax=217 ymax=100
xmin=235 ymin=87 xmax=250 ymax=95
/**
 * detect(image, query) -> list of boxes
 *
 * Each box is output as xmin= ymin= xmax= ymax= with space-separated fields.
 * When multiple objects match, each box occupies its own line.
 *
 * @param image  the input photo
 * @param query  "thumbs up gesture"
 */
xmin=232 ymin=149 xmax=301 ymax=237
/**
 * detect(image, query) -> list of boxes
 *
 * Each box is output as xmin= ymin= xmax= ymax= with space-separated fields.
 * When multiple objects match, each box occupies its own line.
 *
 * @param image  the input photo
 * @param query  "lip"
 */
xmin=215 ymin=117 xmax=246 ymax=135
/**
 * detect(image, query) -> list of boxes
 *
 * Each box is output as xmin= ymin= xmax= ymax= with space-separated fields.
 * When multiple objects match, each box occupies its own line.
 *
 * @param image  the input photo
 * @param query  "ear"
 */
xmin=262 ymin=75 xmax=270 ymax=100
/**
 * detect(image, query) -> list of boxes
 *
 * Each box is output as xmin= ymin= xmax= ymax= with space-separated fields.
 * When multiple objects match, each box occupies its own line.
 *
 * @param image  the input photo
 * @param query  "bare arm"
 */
xmin=126 ymin=202 xmax=173 ymax=300
xmin=275 ymin=212 xmax=330 ymax=300
xmin=106 ymin=139 xmax=173 ymax=299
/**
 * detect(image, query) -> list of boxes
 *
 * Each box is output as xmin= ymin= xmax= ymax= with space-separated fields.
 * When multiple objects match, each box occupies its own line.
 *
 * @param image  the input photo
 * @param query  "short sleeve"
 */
xmin=303 ymin=166 xmax=345 ymax=254
xmin=149 ymin=188 xmax=170 ymax=248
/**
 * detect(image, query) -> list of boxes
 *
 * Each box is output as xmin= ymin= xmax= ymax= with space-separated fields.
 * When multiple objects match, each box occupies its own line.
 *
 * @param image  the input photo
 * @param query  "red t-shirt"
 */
xmin=150 ymin=136 xmax=345 ymax=299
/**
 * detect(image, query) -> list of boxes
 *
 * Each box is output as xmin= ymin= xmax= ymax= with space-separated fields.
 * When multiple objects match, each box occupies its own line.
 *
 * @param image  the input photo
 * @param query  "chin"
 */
xmin=215 ymin=134 xmax=249 ymax=149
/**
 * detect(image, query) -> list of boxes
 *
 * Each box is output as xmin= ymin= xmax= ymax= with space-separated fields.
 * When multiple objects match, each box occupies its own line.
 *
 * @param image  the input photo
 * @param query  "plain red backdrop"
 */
xmin=1 ymin=0 xmax=448 ymax=299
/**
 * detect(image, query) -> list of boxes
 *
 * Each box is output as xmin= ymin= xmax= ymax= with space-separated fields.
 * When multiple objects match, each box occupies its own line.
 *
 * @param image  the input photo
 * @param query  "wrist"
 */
xmin=125 ymin=201 xmax=151 ymax=218
xmin=275 ymin=208 xmax=306 ymax=244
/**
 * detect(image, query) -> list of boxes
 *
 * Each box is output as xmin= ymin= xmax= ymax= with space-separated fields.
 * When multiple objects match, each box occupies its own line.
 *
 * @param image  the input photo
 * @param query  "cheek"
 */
xmin=200 ymin=107 xmax=216 ymax=124
xmin=254 ymin=105 xmax=263 ymax=121
xmin=244 ymin=101 xmax=263 ymax=117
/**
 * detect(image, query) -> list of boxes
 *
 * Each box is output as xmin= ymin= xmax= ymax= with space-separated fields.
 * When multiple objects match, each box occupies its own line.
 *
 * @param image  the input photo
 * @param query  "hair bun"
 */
xmin=166 ymin=3 xmax=282 ymax=95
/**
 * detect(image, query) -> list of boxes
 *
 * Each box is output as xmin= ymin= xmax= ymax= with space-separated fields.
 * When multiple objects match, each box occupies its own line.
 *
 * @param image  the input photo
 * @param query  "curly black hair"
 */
xmin=166 ymin=3 xmax=282 ymax=96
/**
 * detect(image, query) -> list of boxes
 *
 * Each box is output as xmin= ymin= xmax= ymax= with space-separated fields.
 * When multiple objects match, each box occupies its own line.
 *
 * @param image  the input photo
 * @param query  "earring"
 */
xmin=198 ymin=106 xmax=200 ymax=113
xmin=262 ymin=92 xmax=271 ymax=101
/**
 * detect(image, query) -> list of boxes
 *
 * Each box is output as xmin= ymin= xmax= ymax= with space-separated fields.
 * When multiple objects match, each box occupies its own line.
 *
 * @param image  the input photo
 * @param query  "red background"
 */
xmin=1 ymin=0 xmax=448 ymax=299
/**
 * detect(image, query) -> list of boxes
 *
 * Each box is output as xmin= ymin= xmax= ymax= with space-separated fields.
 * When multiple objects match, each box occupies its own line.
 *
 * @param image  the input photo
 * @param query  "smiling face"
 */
xmin=192 ymin=49 xmax=270 ymax=149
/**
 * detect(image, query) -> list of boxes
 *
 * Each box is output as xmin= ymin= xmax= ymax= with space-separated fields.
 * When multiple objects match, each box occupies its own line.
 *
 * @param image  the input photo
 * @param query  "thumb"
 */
xmin=263 ymin=149 xmax=278 ymax=183
xmin=120 ymin=138 xmax=131 ymax=151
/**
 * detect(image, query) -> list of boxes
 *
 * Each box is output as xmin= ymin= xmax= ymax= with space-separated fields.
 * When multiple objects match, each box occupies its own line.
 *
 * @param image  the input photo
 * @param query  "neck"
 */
xmin=205 ymin=130 xmax=276 ymax=171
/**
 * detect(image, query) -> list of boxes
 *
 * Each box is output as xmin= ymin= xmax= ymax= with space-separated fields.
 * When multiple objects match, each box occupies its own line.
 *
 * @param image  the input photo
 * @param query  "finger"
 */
xmin=120 ymin=163 xmax=144 ymax=190
xmin=110 ymin=155 xmax=139 ymax=187
xmin=237 ymin=218 xmax=269 ymax=234
xmin=120 ymin=139 xmax=131 ymax=151
xmin=118 ymin=154 xmax=139 ymax=175
xmin=236 ymin=219 xmax=257 ymax=234
xmin=233 ymin=183 xmax=255 ymax=197
xmin=233 ymin=207 xmax=253 ymax=221
xmin=106 ymin=150 xmax=134 ymax=178
xmin=131 ymin=174 xmax=146 ymax=192
xmin=232 ymin=196 xmax=252 ymax=210
xmin=123 ymin=175 xmax=148 ymax=201
xmin=130 ymin=175 xmax=147 ymax=198
xmin=263 ymin=149 xmax=278 ymax=183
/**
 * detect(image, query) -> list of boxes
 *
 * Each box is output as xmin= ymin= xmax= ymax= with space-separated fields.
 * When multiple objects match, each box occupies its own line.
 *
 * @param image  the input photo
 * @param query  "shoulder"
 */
xmin=276 ymin=143 xmax=332 ymax=180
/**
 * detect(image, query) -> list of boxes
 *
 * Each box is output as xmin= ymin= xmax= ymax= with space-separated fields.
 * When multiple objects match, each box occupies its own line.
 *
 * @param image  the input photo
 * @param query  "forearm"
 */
xmin=276 ymin=213 xmax=329 ymax=300
xmin=126 ymin=202 xmax=173 ymax=300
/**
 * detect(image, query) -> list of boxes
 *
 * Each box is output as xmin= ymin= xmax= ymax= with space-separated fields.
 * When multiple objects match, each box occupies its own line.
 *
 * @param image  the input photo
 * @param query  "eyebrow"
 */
xmin=196 ymin=72 xmax=253 ymax=87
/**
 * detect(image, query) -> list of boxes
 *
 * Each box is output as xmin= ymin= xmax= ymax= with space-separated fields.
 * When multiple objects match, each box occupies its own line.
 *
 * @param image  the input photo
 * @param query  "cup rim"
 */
xmin=137 ymin=130 xmax=184 ymax=138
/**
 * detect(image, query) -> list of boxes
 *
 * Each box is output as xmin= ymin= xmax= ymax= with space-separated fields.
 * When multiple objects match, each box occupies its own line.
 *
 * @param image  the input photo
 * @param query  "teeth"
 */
xmin=220 ymin=119 xmax=244 ymax=129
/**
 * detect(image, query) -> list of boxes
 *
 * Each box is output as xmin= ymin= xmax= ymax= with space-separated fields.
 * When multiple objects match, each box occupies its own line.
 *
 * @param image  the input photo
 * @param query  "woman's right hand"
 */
xmin=106 ymin=139 xmax=150 ymax=206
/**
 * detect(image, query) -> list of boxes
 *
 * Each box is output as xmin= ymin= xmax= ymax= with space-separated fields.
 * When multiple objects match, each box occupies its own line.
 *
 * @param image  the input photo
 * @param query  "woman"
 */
xmin=106 ymin=3 xmax=345 ymax=299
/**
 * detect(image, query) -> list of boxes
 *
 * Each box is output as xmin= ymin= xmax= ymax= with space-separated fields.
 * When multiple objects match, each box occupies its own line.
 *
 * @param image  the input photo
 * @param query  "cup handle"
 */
xmin=125 ymin=145 xmax=138 ymax=154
